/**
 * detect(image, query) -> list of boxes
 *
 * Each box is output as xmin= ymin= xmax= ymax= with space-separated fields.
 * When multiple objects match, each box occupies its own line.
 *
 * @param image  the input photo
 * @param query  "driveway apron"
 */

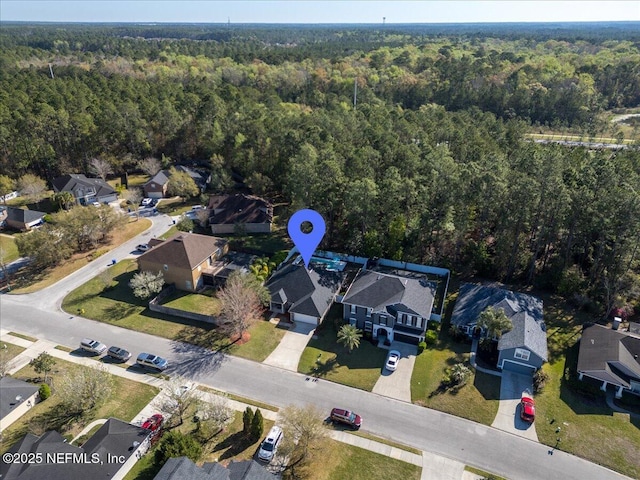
xmin=492 ymin=370 xmax=539 ymax=441
xmin=262 ymin=321 xmax=315 ymax=371
xmin=372 ymin=341 xmax=416 ymax=402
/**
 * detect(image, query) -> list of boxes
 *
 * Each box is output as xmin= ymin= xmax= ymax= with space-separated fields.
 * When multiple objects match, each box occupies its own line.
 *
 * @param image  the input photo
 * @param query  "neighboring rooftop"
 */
xmin=145 ymin=166 xmax=209 ymax=189
xmin=52 ymin=174 xmax=115 ymax=198
xmin=154 ymin=457 xmax=272 ymax=480
xmin=5 ymin=207 xmax=46 ymax=225
xmin=0 ymin=376 xmax=39 ymax=422
xmin=207 ymin=194 xmax=273 ymax=226
xmin=342 ymin=269 xmax=436 ymax=319
xmin=139 ymin=233 xmax=228 ymax=270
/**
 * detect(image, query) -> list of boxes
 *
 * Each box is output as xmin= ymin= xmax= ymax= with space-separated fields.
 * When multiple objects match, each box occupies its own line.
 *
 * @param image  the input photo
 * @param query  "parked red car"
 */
xmin=520 ymin=396 xmax=535 ymax=423
xmin=141 ymin=414 xmax=164 ymax=432
xmin=330 ymin=408 xmax=362 ymax=430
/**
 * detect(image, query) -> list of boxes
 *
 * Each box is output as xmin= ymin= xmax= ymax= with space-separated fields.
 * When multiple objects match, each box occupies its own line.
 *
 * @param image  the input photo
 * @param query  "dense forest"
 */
xmin=1 ymin=22 xmax=639 ymax=318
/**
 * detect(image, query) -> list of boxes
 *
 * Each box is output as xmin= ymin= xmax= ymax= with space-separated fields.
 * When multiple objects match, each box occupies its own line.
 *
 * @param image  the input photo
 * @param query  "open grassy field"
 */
xmin=10 ymin=217 xmax=151 ymax=293
xmin=62 ymin=259 xmax=285 ymax=362
xmin=1 ymin=357 xmax=159 ymax=453
xmin=298 ymin=304 xmax=387 ymax=391
xmin=0 ymin=234 xmax=19 ymax=263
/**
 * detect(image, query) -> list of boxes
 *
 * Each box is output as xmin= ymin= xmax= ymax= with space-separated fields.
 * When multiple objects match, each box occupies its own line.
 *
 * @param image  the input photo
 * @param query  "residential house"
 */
xmin=4 ymin=207 xmax=46 ymax=231
xmin=0 ymin=376 xmax=39 ymax=432
xmin=341 ymin=269 xmax=436 ymax=345
xmin=154 ymin=456 xmax=273 ymax=480
xmin=143 ymin=166 xmax=210 ymax=199
xmin=0 ymin=417 xmax=151 ymax=480
xmin=451 ymin=283 xmax=548 ymax=374
xmin=137 ymin=232 xmax=229 ymax=291
xmin=266 ymin=256 xmax=345 ymax=326
xmin=577 ymin=323 xmax=640 ymax=398
xmin=52 ymin=174 xmax=118 ymax=205
xmin=207 ymin=194 xmax=273 ymax=234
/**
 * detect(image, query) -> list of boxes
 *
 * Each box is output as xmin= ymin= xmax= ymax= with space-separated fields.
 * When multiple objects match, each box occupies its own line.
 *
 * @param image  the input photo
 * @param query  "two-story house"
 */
xmin=341 ymin=269 xmax=436 ymax=345
xmin=52 ymin=174 xmax=118 ymax=205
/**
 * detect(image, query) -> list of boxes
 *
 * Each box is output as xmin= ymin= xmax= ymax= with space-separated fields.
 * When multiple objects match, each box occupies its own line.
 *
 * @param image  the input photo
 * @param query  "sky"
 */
xmin=1 ymin=1 xmax=639 ymax=24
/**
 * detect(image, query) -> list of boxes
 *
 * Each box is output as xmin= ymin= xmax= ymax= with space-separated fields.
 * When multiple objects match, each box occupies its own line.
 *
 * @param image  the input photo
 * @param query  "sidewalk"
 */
xmin=0 ymin=333 xmax=476 ymax=480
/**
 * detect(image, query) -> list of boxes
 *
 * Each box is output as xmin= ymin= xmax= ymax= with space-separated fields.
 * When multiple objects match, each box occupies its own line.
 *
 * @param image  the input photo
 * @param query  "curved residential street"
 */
xmin=0 ymin=214 xmax=632 ymax=480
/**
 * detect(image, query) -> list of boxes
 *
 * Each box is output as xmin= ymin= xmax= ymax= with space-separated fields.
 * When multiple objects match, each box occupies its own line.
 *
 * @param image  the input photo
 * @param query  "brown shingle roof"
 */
xmin=208 ymin=194 xmax=273 ymax=226
xmin=139 ymin=233 xmax=227 ymax=270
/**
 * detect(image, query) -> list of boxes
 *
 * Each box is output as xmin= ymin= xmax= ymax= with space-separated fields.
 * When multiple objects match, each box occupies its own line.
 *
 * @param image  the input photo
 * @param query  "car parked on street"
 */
xmin=141 ymin=198 xmax=153 ymax=207
xmin=80 ymin=338 xmax=107 ymax=355
xmin=330 ymin=408 xmax=362 ymax=430
xmin=136 ymin=352 xmax=168 ymax=371
xmin=106 ymin=346 xmax=131 ymax=362
xmin=385 ymin=350 xmax=401 ymax=372
xmin=136 ymin=243 xmax=150 ymax=252
xmin=520 ymin=396 xmax=535 ymax=423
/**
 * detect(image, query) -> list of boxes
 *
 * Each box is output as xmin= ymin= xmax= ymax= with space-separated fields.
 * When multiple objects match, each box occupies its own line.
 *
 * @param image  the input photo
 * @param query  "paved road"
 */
xmin=0 ymin=215 xmax=631 ymax=480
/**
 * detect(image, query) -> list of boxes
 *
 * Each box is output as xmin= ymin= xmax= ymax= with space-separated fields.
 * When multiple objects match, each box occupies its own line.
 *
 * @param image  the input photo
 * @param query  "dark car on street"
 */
xmin=107 ymin=346 xmax=132 ymax=362
xmin=330 ymin=408 xmax=362 ymax=430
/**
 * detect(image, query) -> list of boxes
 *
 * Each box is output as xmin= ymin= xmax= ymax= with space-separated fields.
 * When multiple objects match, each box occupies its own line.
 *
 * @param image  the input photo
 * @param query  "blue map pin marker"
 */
xmin=288 ymin=209 xmax=326 ymax=269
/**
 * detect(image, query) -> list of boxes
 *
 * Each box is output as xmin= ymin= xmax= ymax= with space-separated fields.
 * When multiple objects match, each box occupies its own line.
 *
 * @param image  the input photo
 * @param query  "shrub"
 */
xmin=242 ymin=406 xmax=254 ymax=436
xmin=533 ymin=369 xmax=550 ymax=393
xmin=427 ymin=320 xmax=439 ymax=331
xmin=38 ymin=383 xmax=51 ymax=400
xmin=424 ymin=330 xmax=438 ymax=346
xmin=154 ymin=431 xmax=202 ymax=466
xmin=250 ymin=408 xmax=264 ymax=441
xmin=417 ymin=341 xmax=427 ymax=354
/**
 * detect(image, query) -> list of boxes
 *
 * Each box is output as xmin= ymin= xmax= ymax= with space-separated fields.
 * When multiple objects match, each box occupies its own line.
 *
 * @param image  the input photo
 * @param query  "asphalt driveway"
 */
xmin=262 ymin=321 xmax=315 ymax=371
xmin=372 ymin=341 xmax=417 ymax=402
xmin=491 ymin=370 xmax=539 ymax=442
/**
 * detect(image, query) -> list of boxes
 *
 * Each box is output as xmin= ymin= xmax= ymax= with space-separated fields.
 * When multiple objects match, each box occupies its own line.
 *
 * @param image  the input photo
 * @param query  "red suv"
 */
xmin=141 ymin=414 xmax=164 ymax=432
xmin=330 ymin=408 xmax=362 ymax=430
xmin=520 ymin=397 xmax=535 ymax=423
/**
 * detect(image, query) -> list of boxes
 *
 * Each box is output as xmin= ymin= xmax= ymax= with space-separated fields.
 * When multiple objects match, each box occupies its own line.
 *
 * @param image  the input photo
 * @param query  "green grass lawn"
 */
xmin=298 ymin=305 xmax=387 ymax=392
xmin=229 ymin=232 xmax=292 ymax=255
xmin=2 ymin=358 xmax=159 ymax=453
xmin=0 ymin=234 xmax=19 ymax=263
xmin=534 ymin=346 xmax=640 ymax=479
xmin=0 ymin=342 xmax=26 ymax=363
xmin=161 ymin=289 xmax=221 ymax=316
xmin=62 ymin=260 xmax=284 ymax=362
xmin=410 ymin=339 xmax=501 ymax=425
xmin=158 ymin=225 xmax=178 ymax=239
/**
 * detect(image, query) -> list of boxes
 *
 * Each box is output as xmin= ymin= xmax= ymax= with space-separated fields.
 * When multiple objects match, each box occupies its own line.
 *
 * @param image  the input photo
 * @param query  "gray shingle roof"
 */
xmin=207 ymin=194 xmax=273 ymax=226
xmin=52 ymin=174 xmax=116 ymax=199
xmin=5 ymin=207 xmax=46 ymax=224
xmin=0 ymin=376 xmax=39 ymax=421
xmin=145 ymin=166 xmax=208 ymax=190
xmin=139 ymin=233 xmax=227 ymax=270
xmin=342 ymin=270 xmax=435 ymax=318
xmin=577 ymin=324 xmax=640 ymax=388
xmin=154 ymin=457 xmax=230 ymax=480
xmin=452 ymin=283 xmax=547 ymax=360
xmin=266 ymin=261 xmax=343 ymax=319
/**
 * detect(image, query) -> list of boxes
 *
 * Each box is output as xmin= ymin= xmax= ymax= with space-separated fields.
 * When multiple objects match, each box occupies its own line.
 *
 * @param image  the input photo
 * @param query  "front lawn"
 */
xmin=410 ymin=339 xmax=501 ymax=425
xmin=161 ymin=289 xmax=221 ymax=316
xmin=0 ymin=341 xmax=26 ymax=363
xmin=10 ymin=218 xmax=151 ymax=293
xmin=0 ymin=234 xmax=19 ymax=263
xmin=62 ymin=260 xmax=285 ymax=362
xmin=298 ymin=305 xmax=387 ymax=392
xmin=2 ymin=358 xmax=159 ymax=452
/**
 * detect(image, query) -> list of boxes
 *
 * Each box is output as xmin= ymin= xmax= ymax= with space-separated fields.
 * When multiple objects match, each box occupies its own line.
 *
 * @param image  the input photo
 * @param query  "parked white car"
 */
xmin=385 ymin=350 xmax=401 ymax=372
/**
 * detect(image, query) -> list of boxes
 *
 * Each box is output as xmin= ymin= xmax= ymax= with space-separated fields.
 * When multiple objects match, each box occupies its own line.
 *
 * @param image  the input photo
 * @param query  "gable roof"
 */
xmin=577 ymin=324 xmax=640 ymax=388
xmin=139 ymin=233 xmax=228 ymax=270
xmin=0 ymin=418 xmax=150 ymax=480
xmin=207 ymin=194 xmax=273 ymax=226
xmin=5 ymin=207 xmax=46 ymax=225
xmin=452 ymin=283 xmax=547 ymax=360
xmin=0 ymin=376 xmax=39 ymax=421
xmin=266 ymin=259 xmax=343 ymax=318
xmin=153 ymin=458 xmax=271 ymax=480
xmin=51 ymin=174 xmax=115 ymax=198
xmin=342 ymin=270 xmax=435 ymax=319
xmin=144 ymin=166 xmax=208 ymax=189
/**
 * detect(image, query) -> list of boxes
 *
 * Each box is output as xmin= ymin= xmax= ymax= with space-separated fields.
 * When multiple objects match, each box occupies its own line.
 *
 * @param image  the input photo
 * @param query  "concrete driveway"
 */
xmin=262 ymin=321 xmax=315 ymax=371
xmin=491 ymin=370 xmax=539 ymax=442
xmin=372 ymin=342 xmax=417 ymax=402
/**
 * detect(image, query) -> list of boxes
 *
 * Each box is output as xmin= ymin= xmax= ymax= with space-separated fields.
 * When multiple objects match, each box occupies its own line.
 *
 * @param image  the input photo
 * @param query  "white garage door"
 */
xmin=291 ymin=312 xmax=318 ymax=325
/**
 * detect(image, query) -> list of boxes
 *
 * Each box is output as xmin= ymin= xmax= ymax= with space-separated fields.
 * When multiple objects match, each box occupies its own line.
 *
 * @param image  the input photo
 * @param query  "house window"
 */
xmin=364 ymin=321 xmax=373 ymax=332
xmin=514 ymin=348 xmax=530 ymax=361
xmin=410 ymin=316 xmax=417 ymax=327
xmin=416 ymin=318 xmax=423 ymax=329
xmin=396 ymin=313 xmax=404 ymax=325
xmin=366 ymin=308 xmax=372 ymax=318
xmin=350 ymin=305 xmax=356 ymax=314
xmin=349 ymin=318 xmax=357 ymax=327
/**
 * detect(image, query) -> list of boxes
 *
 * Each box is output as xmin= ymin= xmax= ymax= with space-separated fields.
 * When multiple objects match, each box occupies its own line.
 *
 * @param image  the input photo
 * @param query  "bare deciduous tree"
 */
xmin=218 ymin=271 xmax=264 ymax=340
xmin=121 ymin=187 xmax=143 ymax=219
xmin=138 ymin=157 xmax=162 ymax=176
xmin=89 ymin=157 xmax=114 ymax=180
xmin=57 ymin=364 xmax=114 ymax=418
xmin=129 ymin=270 xmax=164 ymax=299
xmin=17 ymin=173 xmax=47 ymax=206
xmin=194 ymin=394 xmax=235 ymax=443
xmin=196 ymin=208 xmax=210 ymax=228
xmin=154 ymin=378 xmax=199 ymax=429
xmin=277 ymin=404 xmax=328 ymax=478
